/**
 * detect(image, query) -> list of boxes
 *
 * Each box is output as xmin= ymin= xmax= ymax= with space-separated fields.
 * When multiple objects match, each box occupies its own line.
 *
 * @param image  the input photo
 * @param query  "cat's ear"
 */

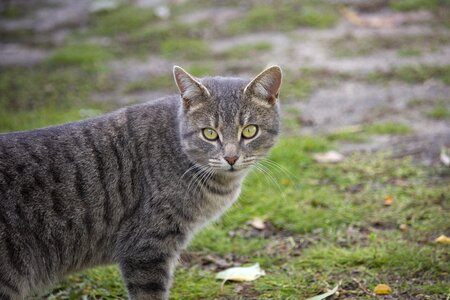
xmin=173 ymin=66 xmax=210 ymax=109
xmin=244 ymin=65 xmax=282 ymax=106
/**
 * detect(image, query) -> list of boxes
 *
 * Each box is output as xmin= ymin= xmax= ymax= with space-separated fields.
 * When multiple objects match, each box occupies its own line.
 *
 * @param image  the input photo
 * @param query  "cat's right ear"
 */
xmin=173 ymin=66 xmax=210 ymax=109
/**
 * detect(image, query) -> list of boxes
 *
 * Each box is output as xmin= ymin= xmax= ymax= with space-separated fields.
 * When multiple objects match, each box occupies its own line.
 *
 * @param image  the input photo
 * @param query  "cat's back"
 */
xmin=0 ymin=95 xmax=179 ymax=161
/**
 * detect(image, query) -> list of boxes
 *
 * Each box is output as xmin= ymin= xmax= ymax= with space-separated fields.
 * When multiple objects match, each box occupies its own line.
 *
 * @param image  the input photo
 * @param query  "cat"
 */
xmin=0 ymin=65 xmax=282 ymax=300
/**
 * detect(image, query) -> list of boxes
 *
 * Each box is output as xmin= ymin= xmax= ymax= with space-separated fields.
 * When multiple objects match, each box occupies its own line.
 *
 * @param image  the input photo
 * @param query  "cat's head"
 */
xmin=174 ymin=66 xmax=282 ymax=175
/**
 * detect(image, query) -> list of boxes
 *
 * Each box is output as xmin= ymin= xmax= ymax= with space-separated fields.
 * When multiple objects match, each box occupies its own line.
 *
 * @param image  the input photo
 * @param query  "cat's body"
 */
xmin=0 ymin=66 xmax=282 ymax=300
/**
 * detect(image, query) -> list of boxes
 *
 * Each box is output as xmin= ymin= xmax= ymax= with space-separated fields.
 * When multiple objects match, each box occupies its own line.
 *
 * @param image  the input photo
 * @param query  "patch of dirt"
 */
xmin=228 ymin=220 xmax=281 ymax=239
xmin=0 ymin=0 xmax=90 ymax=33
xmin=0 ymin=43 xmax=50 ymax=66
xmin=178 ymin=6 xmax=245 ymax=26
xmin=180 ymin=251 xmax=249 ymax=271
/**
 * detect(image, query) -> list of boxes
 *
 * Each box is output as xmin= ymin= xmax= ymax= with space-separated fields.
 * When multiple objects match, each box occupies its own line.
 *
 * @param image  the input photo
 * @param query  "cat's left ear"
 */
xmin=244 ymin=65 xmax=282 ymax=106
xmin=173 ymin=66 xmax=210 ymax=109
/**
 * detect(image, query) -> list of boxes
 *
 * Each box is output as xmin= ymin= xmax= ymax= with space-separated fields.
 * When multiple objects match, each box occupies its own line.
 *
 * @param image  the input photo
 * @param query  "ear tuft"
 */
xmin=244 ymin=65 xmax=282 ymax=105
xmin=173 ymin=66 xmax=210 ymax=109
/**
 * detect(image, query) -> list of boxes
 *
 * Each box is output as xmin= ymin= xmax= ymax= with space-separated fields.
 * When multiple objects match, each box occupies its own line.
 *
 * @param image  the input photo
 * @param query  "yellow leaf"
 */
xmin=435 ymin=235 xmax=450 ymax=244
xmin=374 ymin=284 xmax=392 ymax=295
xmin=249 ymin=217 xmax=265 ymax=230
xmin=384 ymin=195 xmax=393 ymax=206
xmin=399 ymin=224 xmax=408 ymax=232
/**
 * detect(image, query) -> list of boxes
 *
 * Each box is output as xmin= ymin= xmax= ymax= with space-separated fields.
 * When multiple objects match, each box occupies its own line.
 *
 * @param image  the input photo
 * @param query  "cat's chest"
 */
xmin=193 ymin=179 xmax=243 ymax=228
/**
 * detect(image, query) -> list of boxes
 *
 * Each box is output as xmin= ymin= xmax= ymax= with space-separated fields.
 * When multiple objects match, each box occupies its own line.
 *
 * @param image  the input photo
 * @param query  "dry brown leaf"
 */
xmin=435 ymin=234 xmax=450 ymax=244
xmin=374 ymin=283 xmax=392 ymax=295
xmin=384 ymin=195 xmax=393 ymax=206
xmin=313 ymin=151 xmax=344 ymax=163
xmin=399 ymin=224 xmax=408 ymax=232
xmin=249 ymin=217 xmax=265 ymax=230
xmin=340 ymin=7 xmax=396 ymax=28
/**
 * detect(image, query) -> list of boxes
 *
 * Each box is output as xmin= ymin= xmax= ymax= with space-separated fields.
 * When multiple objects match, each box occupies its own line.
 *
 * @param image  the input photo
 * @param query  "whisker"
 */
xmin=258 ymin=158 xmax=297 ymax=182
xmin=254 ymin=162 xmax=286 ymax=202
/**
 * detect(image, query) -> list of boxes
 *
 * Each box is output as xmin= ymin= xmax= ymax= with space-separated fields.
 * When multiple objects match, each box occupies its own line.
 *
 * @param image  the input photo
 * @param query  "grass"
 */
xmin=217 ymin=42 xmax=273 ymax=59
xmin=227 ymin=3 xmax=338 ymax=34
xmin=90 ymin=5 xmax=158 ymax=36
xmin=331 ymin=33 xmax=450 ymax=58
xmin=47 ymin=44 xmax=115 ymax=66
xmin=365 ymin=122 xmax=412 ymax=135
xmin=0 ymin=65 xmax=116 ymax=133
xmin=161 ymin=38 xmax=210 ymax=60
xmin=368 ymin=65 xmax=450 ymax=84
xmin=0 ymin=3 xmax=26 ymax=18
xmin=38 ymin=138 xmax=449 ymax=299
xmin=326 ymin=122 xmax=412 ymax=143
xmin=389 ymin=0 xmax=440 ymax=11
xmin=124 ymin=75 xmax=175 ymax=94
xmin=426 ymin=103 xmax=450 ymax=119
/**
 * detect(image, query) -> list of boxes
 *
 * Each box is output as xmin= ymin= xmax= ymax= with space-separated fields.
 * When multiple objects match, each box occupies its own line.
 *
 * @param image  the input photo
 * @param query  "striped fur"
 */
xmin=0 ymin=66 xmax=281 ymax=299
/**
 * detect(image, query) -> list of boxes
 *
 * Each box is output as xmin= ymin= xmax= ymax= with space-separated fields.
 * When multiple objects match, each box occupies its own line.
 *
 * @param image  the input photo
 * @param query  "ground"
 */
xmin=0 ymin=0 xmax=449 ymax=299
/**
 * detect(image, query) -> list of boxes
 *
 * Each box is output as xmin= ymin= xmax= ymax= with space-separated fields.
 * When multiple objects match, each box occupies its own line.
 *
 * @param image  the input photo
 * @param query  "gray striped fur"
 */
xmin=0 ymin=66 xmax=282 ymax=300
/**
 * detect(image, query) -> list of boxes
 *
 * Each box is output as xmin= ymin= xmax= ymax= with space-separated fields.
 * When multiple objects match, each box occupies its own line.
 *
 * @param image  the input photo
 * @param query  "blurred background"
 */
xmin=0 ymin=0 xmax=449 ymax=163
xmin=0 ymin=0 xmax=449 ymax=299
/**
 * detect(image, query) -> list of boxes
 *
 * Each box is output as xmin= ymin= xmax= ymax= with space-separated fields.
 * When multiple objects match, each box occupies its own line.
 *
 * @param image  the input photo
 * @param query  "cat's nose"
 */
xmin=224 ymin=156 xmax=239 ymax=166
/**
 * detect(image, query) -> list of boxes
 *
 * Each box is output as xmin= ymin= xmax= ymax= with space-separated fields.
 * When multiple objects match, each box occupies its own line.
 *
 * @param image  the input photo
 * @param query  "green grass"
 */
xmin=217 ymin=42 xmax=273 ymax=59
xmin=90 ymin=5 xmax=158 ymax=36
xmin=0 ymin=65 xmax=115 ymax=132
xmin=228 ymin=3 xmax=339 ymax=34
xmin=185 ymin=64 xmax=216 ymax=77
xmin=124 ymin=75 xmax=175 ymax=94
xmin=426 ymin=103 xmax=450 ymax=119
xmin=326 ymin=122 xmax=413 ymax=143
xmin=365 ymin=122 xmax=413 ymax=135
xmin=397 ymin=48 xmax=422 ymax=57
xmin=161 ymin=38 xmax=210 ymax=60
xmin=389 ymin=0 xmax=440 ymax=11
xmin=326 ymin=129 xmax=368 ymax=142
xmin=331 ymin=33 xmax=450 ymax=58
xmin=0 ymin=3 xmax=26 ymax=18
xmin=368 ymin=65 xmax=450 ymax=84
xmin=47 ymin=44 xmax=115 ymax=66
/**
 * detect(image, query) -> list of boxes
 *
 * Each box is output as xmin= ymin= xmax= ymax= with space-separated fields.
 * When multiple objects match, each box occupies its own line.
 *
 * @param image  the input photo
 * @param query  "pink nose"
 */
xmin=224 ymin=156 xmax=239 ymax=166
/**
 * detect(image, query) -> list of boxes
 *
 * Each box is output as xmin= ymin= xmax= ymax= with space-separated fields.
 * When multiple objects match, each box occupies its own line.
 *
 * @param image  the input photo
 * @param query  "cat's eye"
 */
xmin=202 ymin=128 xmax=219 ymax=141
xmin=242 ymin=125 xmax=258 ymax=139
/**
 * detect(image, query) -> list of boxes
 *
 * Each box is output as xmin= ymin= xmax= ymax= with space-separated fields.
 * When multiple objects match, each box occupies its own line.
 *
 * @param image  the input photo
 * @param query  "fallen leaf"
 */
xmin=384 ymin=195 xmax=393 ymax=206
xmin=399 ymin=224 xmax=408 ymax=232
xmin=440 ymin=147 xmax=450 ymax=167
xmin=249 ymin=217 xmax=265 ymax=230
xmin=305 ymin=282 xmax=340 ymax=300
xmin=340 ymin=7 xmax=396 ymax=28
xmin=216 ymin=263 xmax=265 ymax=284
xmin=374 ymin=283 xmax=392 ymax=295
xmin=313 ymin=151 xmax=344 ymax=163
xmin=435 ymin=234 xmax=450 ymax=244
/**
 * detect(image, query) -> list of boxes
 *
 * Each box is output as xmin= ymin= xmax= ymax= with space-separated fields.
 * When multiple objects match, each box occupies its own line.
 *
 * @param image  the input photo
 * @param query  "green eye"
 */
xmin=202 ymin=128 xmax=218 ymax=141
xmin=242 ymin=125 xmax=258 ymax=139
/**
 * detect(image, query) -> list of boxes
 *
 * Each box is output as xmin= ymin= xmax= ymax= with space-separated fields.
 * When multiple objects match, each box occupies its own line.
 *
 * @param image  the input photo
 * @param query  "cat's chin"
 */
xmin=218 ymin=167 xmax=248 ymax=177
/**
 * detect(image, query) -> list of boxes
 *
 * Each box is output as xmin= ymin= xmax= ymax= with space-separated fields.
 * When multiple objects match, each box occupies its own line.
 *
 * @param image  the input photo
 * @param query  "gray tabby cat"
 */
xmin=0 ymin=65 xmax=282 ymax=300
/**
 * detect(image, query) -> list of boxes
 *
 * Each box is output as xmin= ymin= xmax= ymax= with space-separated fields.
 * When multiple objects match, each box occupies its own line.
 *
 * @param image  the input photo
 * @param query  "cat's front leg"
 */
xmin=119 ymin=252 xmax=176 ymax=300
